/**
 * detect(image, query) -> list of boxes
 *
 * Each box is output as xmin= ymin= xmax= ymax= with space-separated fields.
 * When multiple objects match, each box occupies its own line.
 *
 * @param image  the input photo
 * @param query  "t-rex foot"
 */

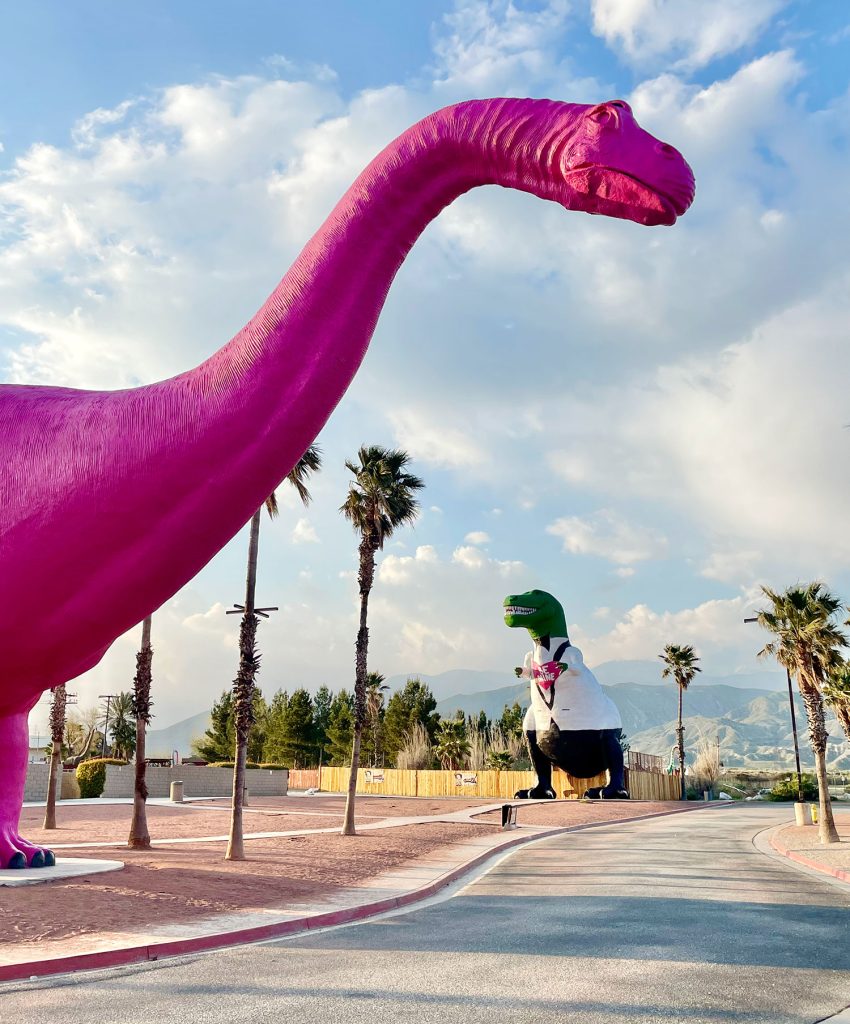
xmin=1 ymin=831 xmax=55 ymax=869
xmin=583 ymin=785 xmax=630 ymax=800
xmin=514 ymin=785 xmax=557 ymax=800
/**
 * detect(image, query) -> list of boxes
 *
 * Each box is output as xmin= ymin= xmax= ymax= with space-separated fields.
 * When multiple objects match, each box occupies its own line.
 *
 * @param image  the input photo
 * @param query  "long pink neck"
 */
xmin=3 ymin=99 xmax=576 ymax=694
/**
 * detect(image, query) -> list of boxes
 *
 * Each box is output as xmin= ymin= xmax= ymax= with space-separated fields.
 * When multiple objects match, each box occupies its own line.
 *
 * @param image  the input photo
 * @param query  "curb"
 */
xmin=0 ymin=802 xmax=714 ymax=984
xmin=769 ymin=828 xmax=850 ymax=885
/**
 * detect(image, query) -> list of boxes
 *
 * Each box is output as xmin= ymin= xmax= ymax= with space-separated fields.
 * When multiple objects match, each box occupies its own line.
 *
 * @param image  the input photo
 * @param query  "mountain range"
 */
xmin=145 ymin=660 xmax=849 ymax=770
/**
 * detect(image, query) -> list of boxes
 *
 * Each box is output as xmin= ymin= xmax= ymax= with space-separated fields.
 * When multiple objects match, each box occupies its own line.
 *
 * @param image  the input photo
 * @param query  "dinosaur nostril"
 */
xmin=657 ymin=142 xmax=677 ymax=157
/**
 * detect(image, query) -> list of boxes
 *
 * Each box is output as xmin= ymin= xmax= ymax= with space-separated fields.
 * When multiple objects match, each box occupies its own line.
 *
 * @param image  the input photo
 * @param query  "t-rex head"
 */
xmin=503 ymin=589 xmax=568 ymax=640
xmin=459 ymin=97 xmax=695 ymax=227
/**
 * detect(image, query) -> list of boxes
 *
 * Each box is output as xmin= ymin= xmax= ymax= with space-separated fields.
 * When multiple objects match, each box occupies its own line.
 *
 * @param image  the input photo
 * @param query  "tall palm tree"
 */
xmin=340 ymin=446 xmax=424 ymax=836
xmin=129 ymin=616 xmax=154 ymax=849
xmin=435 ymin=716 xmax=470 ymax=770
xmin=365 ymin=671 xmax=389 ymax=766
xmin=659 ymin=644 xmax=701 ymax=799
xmin=755 ymin=583 xmax=847 ymax=844
xmin=823 ymin=661 xmax=850 ymax=745
xmin=43 ymin=684 xmax=67 ymax=830
xmin=226 ymin=443 xmax=321 ymax=860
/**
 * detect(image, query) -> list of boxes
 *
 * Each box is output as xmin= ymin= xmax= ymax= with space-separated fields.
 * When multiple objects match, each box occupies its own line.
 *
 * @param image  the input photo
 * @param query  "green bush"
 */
xmin=206 ymin=761 xmax=262 ymax=769
xmin=76 ymin=757 xmax=128 ymax=798
xmin=766 ymin=774 xmax=818 ymax=801
xmin=258 ymin=763 xmax=287 ymax=771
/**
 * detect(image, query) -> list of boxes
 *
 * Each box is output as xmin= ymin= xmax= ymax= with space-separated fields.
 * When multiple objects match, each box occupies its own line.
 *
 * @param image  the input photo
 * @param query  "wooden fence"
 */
xmin=316 ymin=764 xmax=681 ymax=801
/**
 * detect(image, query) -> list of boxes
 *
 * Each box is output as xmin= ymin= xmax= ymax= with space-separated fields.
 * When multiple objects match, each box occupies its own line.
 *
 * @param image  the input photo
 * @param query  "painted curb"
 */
xmin=769 ymin=829 xmax=850 ymax=885
xmin=0 ymin=802 xmax=718 ymax=984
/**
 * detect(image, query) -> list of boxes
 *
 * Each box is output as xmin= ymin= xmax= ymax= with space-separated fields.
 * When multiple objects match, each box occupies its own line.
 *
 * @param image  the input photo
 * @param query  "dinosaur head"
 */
xmin=503 ymin=589 xmax=568 ymax=641
xmin=463 ymin=97 xmax=695 ymax=227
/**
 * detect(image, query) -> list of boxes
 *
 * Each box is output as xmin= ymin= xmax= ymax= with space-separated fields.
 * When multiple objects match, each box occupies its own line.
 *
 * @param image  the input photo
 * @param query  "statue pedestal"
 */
xmin=0 ymin=857 xmax=124 ymax=887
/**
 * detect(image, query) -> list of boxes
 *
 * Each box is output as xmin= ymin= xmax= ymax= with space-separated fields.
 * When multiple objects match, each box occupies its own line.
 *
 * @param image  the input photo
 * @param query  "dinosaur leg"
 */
xmin=0 ymin=707 xmax=55 ymax=868
xmin=584 ymin=729 xmax=629 ymax=800
xmin=514 ymin=730 xmax=556 ymax=799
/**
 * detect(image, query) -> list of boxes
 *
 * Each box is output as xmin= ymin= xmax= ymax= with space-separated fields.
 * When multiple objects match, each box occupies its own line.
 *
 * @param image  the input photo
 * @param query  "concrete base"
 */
xmin=794 ymin=801 xmax=812 ymax=826
xmin=0 ymin=857 xmax=124 ymax=887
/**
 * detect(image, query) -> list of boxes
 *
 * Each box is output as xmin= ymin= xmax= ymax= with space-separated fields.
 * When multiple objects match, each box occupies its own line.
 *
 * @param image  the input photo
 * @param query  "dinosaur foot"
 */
xmin=514 ymin=786 xmax=557 ymax=800
xmin=583 ymin=786 xmax=630 ymax=801
xmin=1 ymin=831 xmax=55 ymax=869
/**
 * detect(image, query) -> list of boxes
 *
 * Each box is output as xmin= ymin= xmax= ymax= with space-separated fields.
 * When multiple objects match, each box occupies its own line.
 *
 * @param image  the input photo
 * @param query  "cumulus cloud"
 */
xmin=590 ymin=0 xmax=786 ymax=69
xmin=547 ymin=509 xmax=667 ymax=565
xmin=292 ymin=517 xmax=320 ymax=544
xmin=465 ymin=530 xmax=492 ymax=545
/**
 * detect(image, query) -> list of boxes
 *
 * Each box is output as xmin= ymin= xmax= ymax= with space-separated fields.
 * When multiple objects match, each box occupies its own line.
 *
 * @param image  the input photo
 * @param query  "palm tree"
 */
xmin=823 ymin=661 xmax=850 ymax=745
xmin=659 ymin=644 xmax=701 ymax=799
xmin=109 ymin=691 xmax=136 ymax=761
xmin=365 ymin=671 xmax=389 ymax=766
xmin=755 ymin=583 xmax=848 ymax=844
xmin=129 ymin=617 xmax=154 ymax=849
xmin=340 ymin=445 xmax=424 ymax=835
xmin=226 ymin=443 xmax=322 ymax=860
xmin=435 ymin=716 xmax=470 ymax=770
xmin=43 ymin=684 xmax=67 ymax=830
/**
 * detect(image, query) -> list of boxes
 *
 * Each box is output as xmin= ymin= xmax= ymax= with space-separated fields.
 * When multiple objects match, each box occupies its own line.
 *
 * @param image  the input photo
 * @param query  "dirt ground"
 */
xmin=4 ymin=797 xmax=694 ymax=949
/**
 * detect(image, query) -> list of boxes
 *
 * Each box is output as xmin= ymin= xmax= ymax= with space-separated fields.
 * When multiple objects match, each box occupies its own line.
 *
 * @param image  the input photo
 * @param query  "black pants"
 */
xmin=527 ymin=725 xmax=625 ymax=789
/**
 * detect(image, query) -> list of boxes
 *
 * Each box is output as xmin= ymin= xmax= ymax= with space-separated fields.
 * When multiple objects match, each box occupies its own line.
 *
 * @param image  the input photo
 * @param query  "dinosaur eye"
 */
xmin=589 ymin=105 xmax=613 ymax=124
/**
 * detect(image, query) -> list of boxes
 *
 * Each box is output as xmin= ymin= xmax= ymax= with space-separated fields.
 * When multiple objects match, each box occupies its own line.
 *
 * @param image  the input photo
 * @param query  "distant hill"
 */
xmin=435 ymin=681 xmax=849 ymax=771
xmin=146 ymin=709 xmax=211 ymax=759
xmin=146 ymin=660 xmax=846 ymax=770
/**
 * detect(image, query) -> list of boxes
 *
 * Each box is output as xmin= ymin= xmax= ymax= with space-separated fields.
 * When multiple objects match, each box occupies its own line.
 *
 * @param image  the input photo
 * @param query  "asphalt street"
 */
xmin=2 ymin=804 xmax=848 ymax=1024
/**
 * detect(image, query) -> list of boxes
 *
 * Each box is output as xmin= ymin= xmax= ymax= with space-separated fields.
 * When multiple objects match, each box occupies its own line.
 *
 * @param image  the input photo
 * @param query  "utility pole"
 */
xmin=743 ymin=617 xmax=804 ymax=803
xmin=99 ymin=694 xmax=119 ymax=758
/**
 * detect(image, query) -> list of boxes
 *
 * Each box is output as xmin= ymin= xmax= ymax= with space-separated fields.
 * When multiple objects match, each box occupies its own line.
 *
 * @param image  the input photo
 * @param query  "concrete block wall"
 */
xmin=103 ymin=764 xmax=288 ymax=799
xmin=24 ymin=763 xmax=49 ymax=802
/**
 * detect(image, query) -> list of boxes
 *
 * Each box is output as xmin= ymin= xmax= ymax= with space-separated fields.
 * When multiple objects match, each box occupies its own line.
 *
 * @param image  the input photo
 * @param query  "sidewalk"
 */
xmin=0 ymin=797 xmax=709 ymax=982
xmin=769 ymin=811 xmax=850 ymax=884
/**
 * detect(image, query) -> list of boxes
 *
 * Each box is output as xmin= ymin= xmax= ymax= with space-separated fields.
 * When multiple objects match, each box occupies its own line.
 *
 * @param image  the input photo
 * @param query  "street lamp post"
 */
xmin=743 ymin=616 xmax=804 ymax=803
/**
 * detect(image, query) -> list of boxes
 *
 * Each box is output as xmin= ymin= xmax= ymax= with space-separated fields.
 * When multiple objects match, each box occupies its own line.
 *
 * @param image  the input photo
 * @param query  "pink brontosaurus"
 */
xmin=0 ymin=98 xmax=694 ymax=867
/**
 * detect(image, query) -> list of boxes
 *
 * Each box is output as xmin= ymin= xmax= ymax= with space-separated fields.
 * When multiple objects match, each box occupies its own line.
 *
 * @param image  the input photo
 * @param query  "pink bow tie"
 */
xmin=532 ymin=661 xmax=562 ymax=689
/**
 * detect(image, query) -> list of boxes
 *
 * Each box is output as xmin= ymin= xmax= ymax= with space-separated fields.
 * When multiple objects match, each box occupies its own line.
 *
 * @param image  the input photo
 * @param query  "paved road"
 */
xmin=2 ymin=805 xmax=848 ymax=1024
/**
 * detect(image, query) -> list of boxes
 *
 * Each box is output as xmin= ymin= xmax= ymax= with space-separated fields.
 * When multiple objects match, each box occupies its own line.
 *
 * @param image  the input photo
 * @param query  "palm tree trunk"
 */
xmin=799 ymin=678 xmax=839 ymax=843
xmin=676 ymin=684 xmax=686 ymax=800
xmin=227 ymin=509 xmax=262 ymax=861
xmin=128 ymin=616 xmax=153 ymax=849
xmin=43 ymin=685 xmax=66 ymax=829
xmin=342 ymin=540 xmax=375 ymax=836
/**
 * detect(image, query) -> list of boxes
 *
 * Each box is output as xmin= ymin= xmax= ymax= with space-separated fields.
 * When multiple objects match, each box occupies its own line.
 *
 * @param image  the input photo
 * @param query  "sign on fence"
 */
xmin=364 ymin=769 xmax=385 ymax=784
xmin=454 ymin=772 xmax=478 ymax=786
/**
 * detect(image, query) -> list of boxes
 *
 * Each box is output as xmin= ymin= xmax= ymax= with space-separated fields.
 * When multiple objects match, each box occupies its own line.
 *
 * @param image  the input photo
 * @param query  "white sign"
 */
xmin=364 ymin=769 xmax=385 ymax=783
xmin=454 ymin=772 xmax=478 ymax=786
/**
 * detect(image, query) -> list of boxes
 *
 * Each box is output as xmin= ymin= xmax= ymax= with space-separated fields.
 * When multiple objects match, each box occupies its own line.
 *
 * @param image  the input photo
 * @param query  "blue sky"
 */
xmin=4 ymin=0 xmax=849 ymax=729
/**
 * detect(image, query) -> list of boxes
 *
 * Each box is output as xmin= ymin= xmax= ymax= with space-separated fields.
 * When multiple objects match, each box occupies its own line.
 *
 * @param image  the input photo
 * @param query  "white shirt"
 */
xmin=520 ymin=642 xmax=622 ymax=733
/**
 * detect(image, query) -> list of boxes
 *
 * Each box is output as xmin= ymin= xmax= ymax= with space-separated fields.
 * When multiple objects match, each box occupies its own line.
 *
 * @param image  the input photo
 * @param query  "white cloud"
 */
xmin=292 ymin=517 xmax=319 ymax=544
xmin=387 ymin=407 xmax=489 ymax=470
xmin=574 ymin=593 xmax=757 ymax=667
xmin=465 ymin=530 xmax=491 ymax=545
xmin=591 ymin=0 xmax=786 ymax=69
xmin=547 ymin=509 xmax=667 ymax=564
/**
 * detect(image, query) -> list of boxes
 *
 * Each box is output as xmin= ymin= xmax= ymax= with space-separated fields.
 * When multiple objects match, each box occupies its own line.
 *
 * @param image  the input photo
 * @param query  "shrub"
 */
xmin=396 ymin=722 xmax=433 ymax=770
xmin=766 ymin=774 xmax=818 ymax=801
xmin=206 ymin=761 xmax=262 ymax=769
xmin=76 ymin=757 xmax=128 ymax=798
xmin=258 ymin=763 xmax=287 ymax=771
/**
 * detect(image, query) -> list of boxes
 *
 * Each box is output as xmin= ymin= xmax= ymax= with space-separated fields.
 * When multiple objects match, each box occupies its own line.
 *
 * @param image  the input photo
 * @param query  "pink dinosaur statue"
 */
xmin=0 ymin=98 xmax=694 ymax=867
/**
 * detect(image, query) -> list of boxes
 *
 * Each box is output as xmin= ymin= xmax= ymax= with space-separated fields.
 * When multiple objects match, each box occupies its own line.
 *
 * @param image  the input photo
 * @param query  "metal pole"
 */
xmin=785 ymin=667 xmax=804 ymax=803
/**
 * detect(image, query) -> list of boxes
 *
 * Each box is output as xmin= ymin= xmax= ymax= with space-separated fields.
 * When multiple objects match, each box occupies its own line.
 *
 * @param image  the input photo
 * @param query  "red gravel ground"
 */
xmin=4 ymin=797 xmax=694 ymax=950
xmin=17 ymin=796 xmax=491 ymax=846
xmin=773 ymin=811 xmax=850 ymax=874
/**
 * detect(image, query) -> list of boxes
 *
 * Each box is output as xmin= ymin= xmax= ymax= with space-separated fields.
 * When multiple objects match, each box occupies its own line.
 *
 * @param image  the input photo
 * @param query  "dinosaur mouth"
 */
xmin=504 ymin=605 xmax=535 ymax=616
xmin=566 ymin=164 xmax=694 ymax=226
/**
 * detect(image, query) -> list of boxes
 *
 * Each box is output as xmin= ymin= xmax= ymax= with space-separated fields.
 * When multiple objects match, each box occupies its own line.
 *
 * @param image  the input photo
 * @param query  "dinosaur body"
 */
xmin=505 ymin=589 xmax=629 ymax=799
xmin=0 ymin=98 xmax=692 ymax=866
